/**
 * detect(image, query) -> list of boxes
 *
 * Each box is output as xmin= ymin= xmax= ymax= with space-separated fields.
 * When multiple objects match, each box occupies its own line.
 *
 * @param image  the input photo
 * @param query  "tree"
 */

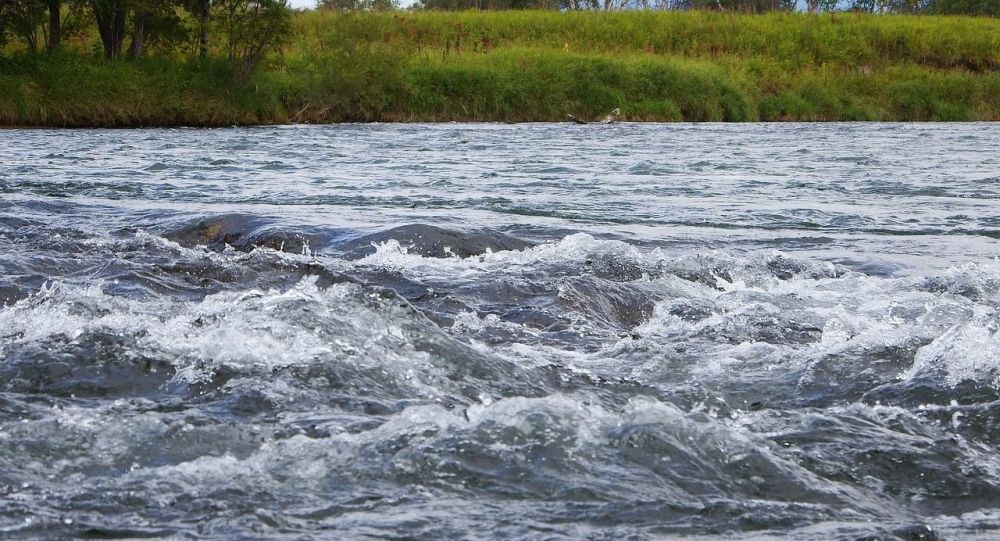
xmin=185 ymin=0 xmax=211 ymax=59
xmin=0 ymin=7 xmax=8 ymax=50
xmin=416 ymin=0 xmax=558 ymax=8
xmin=1 ymin=1 xmax=46 ymax=54
xmin=89 ymin=0 xmax=127 ymax=59
xmin=46 ymin=0 xmax=61 ymax=52
xmin=318 ymin=0 xmax=397 ymax=10
xmin=128 ymin=0 xmax=148 ymax=58
xmin=217 ymin=0 xmax=291 ymax=81
xmin=0 ymin=0 xmax=71 ymax=54
xmin=807 ymin=0 xmax=838 ymax=12
xmin=127 ymin=0 xmax=187 ymax=59
xmin=931 ymin=0 xmax=1000 ymax=15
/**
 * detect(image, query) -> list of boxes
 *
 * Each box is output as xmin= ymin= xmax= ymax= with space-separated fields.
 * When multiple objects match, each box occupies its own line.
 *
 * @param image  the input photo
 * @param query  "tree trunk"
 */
xmin=198 ymin=0 xmax=210 ymax=60
xmin=91 ymin=0 xmax=127 ymax=60
xmin=128 ymin=9 xmax=146 ymax=59
xmin=47 ymin=0 xmax=61 ymax=53
xmin=10 ymin=1 xmax=40 ymax=54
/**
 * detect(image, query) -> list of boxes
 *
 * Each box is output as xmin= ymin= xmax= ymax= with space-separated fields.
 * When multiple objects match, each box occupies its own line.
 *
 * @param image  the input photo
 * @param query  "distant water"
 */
xmin=2 ymin=123 xmax=1000 ymax=540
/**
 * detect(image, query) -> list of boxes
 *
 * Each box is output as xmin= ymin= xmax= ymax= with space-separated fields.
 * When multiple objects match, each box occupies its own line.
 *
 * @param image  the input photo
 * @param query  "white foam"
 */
xmin=905 ymin=306 xmax=1000 ymax=387
xmin=0 ymin=276 xmax=456 ymax=398
xmin=356 ymin=232 xmax=643 ymax=280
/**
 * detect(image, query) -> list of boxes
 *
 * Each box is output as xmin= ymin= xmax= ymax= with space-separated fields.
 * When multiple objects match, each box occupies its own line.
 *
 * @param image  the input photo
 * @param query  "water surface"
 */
xmin=2 ymin=123 xmax=1000 ymax=539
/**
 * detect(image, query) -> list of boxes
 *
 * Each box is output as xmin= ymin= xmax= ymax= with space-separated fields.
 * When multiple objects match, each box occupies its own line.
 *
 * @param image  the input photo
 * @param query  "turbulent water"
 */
xmin=1 ymin=123 xmax=1000 ymax=540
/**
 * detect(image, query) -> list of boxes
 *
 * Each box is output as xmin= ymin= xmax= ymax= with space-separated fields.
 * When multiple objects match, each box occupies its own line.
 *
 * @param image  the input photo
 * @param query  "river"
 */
xmin=2 ymin=123 xmax=1000 ymax=539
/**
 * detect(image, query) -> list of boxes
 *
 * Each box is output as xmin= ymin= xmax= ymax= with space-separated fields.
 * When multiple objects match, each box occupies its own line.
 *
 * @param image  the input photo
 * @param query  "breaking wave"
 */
xmin=3 ymin=123 xmax=1000 ymax=539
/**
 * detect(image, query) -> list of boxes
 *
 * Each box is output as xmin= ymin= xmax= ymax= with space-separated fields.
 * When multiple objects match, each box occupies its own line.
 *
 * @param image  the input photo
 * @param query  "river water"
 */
xmin=1 ymin=123 xmax=999 ymax=539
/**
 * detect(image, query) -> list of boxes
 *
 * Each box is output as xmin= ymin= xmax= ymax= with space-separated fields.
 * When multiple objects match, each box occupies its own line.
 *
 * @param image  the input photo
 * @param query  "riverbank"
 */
xmin=2 ymin=11 xmax=998 ymax=126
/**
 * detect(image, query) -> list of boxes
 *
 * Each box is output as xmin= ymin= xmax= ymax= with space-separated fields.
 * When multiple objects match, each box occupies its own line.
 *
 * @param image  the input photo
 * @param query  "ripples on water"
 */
xmin=2 ymin=123 xmax=1000 ymax=539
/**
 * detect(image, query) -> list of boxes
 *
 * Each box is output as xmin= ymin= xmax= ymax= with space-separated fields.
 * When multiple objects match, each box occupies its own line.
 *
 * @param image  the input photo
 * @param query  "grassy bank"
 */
xmin=2 ymin=10 xmax=999 ymax=126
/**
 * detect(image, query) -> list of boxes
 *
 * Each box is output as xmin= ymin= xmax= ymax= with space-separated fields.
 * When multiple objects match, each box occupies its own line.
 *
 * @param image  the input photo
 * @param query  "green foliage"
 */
xmin=0 ymin=10 xmax=10 ymax=49
xmin=931 ymin=0 xmax=1000 ymax=16
xmin=318 ymin=0 xmax=399 ymax=11
xmin=1 ymin=1 xmax=47 ymax=54
xmin=416 ymin=0 xmax=562 ymax=10
xmin=294 ymin=10 xmax=999 ymax=71
xmin=130 ymin=0 xmax=191 ymax=57
xmin=0 ymin=52 xmax=284 ymax=125
xmin=218 ymin=10 xmax=1000 ymax=123
xmin=394 ymin=50 xmax=751 ymax=121
xmin=216 ymin=0 xmax=292 ymax=81
xmin=1 ymin=10 xmax=999 ymax=125
xmin=687 ymin=0 xmax=798 ymax=12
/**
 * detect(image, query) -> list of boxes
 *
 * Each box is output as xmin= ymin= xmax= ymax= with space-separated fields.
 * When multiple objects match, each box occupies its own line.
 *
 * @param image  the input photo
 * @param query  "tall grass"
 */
xmin=294 ymin=10 xmax=1000 ymax=71
xmin=2 ymin=10 xmax=998 ymax=126
xmin=0 ymin=55 xmax=288 ymax=126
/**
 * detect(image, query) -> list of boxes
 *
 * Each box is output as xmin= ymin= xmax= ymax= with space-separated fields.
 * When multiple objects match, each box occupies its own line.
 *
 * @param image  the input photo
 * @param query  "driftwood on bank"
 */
xmin=566 ymin=108 xmax=621 ymax=125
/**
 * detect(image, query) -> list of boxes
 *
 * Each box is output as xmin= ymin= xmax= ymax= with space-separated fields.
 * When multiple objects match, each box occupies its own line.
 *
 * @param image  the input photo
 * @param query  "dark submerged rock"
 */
xmin=340 ymin=224 xmax=535 ymax=259
xmin=163 ymin=214 xmax=331 ymax=254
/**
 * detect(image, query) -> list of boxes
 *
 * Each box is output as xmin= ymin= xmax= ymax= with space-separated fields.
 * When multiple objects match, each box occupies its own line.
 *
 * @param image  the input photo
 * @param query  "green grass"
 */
xmin=2 ymin=10 xmax=999 ymax=126
xmin=0 ymin=55 xmax=288 ymax=126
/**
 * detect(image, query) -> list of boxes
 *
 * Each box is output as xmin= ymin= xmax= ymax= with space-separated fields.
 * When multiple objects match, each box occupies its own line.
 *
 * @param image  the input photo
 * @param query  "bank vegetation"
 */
xmin=1 ymin=5 xmax=998 ymax=125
